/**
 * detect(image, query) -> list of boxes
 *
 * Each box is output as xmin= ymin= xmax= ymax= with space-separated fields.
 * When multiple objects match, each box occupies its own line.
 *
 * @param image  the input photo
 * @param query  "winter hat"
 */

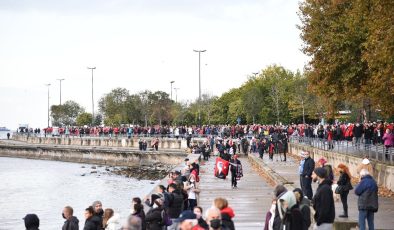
xmin=317 ymin=157 xmax=327 ymax=166
xmin=362 ymin=158 xmax=370 ymax=165
xmin=314 ymin=167 xmax=327 ymax=179
xmin=23 ymin=214 xmax=39 ymax=228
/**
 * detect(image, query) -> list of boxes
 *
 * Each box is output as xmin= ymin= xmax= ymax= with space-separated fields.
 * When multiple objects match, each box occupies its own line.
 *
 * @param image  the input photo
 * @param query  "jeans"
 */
xmin=359 ymin=210 xmax=374 ymax=230
xmin=188 ymin=199 xmax=197 ymax=211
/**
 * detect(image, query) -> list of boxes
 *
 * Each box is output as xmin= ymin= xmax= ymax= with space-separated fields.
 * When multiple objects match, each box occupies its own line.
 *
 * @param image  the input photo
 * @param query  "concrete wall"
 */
xmin=13 ymin=135 xmax=185 ymax=149
xmin=289 ymin=143 xmax=394 ymax=191
xmin=0 ymin=144 xmax=187 ymax=167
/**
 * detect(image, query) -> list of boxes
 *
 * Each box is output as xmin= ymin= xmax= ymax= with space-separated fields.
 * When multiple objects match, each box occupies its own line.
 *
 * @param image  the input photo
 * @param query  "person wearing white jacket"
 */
xmin=103 ymin=208 xmax=120 ymax=230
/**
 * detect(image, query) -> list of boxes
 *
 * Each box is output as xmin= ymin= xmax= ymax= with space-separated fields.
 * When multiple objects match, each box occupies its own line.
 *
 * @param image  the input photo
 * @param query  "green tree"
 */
xmin=76 ymin=112 xmax=93 ymax=126
xmin=50 ymin=100 xmax=84 ymax=126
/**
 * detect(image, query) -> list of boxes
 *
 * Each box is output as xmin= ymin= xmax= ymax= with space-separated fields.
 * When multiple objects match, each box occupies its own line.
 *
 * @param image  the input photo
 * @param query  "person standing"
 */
xmin=62 ymin=206 xmax=79 ymax=230
xmin=355 ymin=169 xmax=378 ymax=230
xmin=92 ymin=200 xmax=104 ymax=230
xmin=84 ymin=206 xmax=101 ymax=230
xmin=229 ymin=155 xmax=242 ymax=189
xmin=293 ymin=188 xmax=311 ymax=230
xmin=336 ymin=164 xmax=353 ymax=218
xmin=23 ymin=214 xmax=40 ymax=230
xmin=311 ymin=168 xmax=335 ymax=230
xmin=301 ymin=151 xmax=315 ymax=200
xmin=298 ymin=152 xmax=306 ymax=189
xmin=382 ymin=129 xmax=394 ymax=160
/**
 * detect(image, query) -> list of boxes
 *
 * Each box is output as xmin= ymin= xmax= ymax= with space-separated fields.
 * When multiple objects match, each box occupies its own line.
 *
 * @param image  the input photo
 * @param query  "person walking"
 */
xmin=62 ymin=206 xmax=79 ymax=230
xmin=311 ymin=167 xmax=335 ymax=230
xmin=336 ymin=164 xmax=353 ymax=218
xmin=301 ymin=151 xmax=315 ymax=200
xmin=355 ymin=169 xmax=379 ymax=230
xmin=229 ymin=155 xmax=242 ymax=189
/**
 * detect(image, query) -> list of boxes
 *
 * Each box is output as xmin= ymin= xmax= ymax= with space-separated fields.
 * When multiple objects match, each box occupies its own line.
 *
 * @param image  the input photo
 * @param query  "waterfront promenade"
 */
xmin=198 ymin=155 xmax=271 ymax=230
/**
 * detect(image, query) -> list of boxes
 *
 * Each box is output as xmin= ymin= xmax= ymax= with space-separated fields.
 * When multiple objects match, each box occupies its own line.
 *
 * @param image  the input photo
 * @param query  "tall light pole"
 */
xmin=45 ymin=83 xmax=51 ymax=127
xmin=174 ymin=88 xmax=180 ymax=103
xmin=87 ymin=67 xmax=96 ymax=125
xmin=193 ymin=49 xmax=206 ymax=127
xmin=56 ymin=78 xmax=65 ymax=105
xmin=170 ymin=80 xmax=175 ymax=100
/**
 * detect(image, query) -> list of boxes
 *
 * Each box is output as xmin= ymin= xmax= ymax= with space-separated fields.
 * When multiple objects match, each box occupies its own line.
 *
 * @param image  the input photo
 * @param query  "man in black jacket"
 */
xmin=167 ymin=183 xmax=184 ymax=230
xmin=312 ymin=167 xmax=335 ymax=229
xmin=301 ymin=151 xmax=315 ymax=200
xmin=92 ymin=201 xmax=104 ymax=230
xmin=62 ymin=206 xmax=79 ymax=230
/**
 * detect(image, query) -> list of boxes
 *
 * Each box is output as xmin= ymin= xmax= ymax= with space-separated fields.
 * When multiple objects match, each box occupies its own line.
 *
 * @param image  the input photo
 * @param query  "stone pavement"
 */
xmin=198 ymin=155 xmax=273 ymax=230
xmin=253 ymin=152 xmax=394 ymax=230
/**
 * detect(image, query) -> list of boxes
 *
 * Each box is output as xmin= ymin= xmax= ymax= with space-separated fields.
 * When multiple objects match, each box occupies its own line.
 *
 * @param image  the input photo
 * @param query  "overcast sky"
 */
xmin=0 ymin=0 xmax=308 ymax=129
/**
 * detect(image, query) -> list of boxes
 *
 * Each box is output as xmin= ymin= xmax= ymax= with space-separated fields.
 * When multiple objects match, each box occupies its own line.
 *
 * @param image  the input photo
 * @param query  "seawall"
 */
xmin=12 ymin=135 xmax=210 ymax=150
xmin=288 ymin=143 xmax=394 ymax=191
xmin=0 ymin=143 xmax=187 ymax=167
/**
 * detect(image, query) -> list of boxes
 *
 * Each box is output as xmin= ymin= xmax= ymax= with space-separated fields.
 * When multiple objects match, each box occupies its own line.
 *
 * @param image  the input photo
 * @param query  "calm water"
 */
xmin=0 ymin=157 xmax=158 ymax=230
xmin=0 ymin=131 xmax=12 ymax=140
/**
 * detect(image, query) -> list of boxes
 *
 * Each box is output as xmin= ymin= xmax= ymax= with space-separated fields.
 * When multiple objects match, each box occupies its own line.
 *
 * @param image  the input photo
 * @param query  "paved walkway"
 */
xmin=255 ymin=152 xmax=394 ymax=230
xmin=198 ymin=156 xmax=272 ymax=230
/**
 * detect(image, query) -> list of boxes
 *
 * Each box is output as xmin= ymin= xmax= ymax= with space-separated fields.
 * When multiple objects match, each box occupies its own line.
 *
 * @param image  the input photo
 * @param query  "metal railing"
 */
xmin=289 ymin=136 xmax=393 ymax=165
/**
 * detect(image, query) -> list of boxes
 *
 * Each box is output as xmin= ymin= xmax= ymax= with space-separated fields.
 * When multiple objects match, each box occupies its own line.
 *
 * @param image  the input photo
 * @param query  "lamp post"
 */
xmin=87 ymin=67 xmax=96 ymax=125
xmin=56 ymin=78 xmax=65 ymax=105
xmin=174 ymin=88 xmax=180 ymax=103
xmin=193 ymin=49 xmax=206 ymax=127
xmin=45 ymin=83 xmax=51 ymax=127
xmin=170 ymin=80 xmax=175 ymax=100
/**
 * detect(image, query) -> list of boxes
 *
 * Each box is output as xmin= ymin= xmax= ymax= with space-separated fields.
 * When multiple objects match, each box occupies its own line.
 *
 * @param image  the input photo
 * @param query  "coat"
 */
xmin=105 ymin=214 xmax=120 ymax=230
xmin=168 ymin=190 xmax=184 ymax=218
xmin=312 ymin=179 xmax=335 ymax=226
xmin=62 ymin=216 xmax=79 ymax=230
xmin=145 ymin=207 xmax=163 ymax=230
xmin=355 ymin=175 xmax=379 ymax=212
xmin=382 ymin=133 xmax=394 ymax=147
xmin=221 ymin=207 xmax=235 ymax=230
xmin=83 ymin=216 xmax=100 ymax=230
xmin=301 ymin=157 xmax=315 ymax=177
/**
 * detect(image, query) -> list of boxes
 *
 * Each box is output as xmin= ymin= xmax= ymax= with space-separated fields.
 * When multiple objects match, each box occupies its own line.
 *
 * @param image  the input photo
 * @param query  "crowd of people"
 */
xmin=278 ymin=152 xmax=379 ymax=230
xmin=23 ymin=155 xmax=241 ymax=230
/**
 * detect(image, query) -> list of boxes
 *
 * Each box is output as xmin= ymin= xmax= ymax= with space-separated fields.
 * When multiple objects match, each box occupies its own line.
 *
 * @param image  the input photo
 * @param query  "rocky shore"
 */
xmin=82 ymin=163 xmax=173 ymax=180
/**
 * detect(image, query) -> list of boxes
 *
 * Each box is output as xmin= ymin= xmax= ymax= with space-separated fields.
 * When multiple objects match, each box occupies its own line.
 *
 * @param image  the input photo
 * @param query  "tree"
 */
xmin=298 ymin=0 xmax=394 ymax=119
xmin=50 ymin=100 xmax=84 ymax=126
xmin=76 ymin=112 xmax=93 ymax=126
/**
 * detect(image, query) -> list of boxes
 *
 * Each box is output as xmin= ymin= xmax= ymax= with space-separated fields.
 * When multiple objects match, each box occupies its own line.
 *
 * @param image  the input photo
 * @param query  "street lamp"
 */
xmin=174 ymin=88 xmax=180 ymax=103
xmin=252 ymin=72 xmax=259 ymax=77
xmin=45 ymin=83 xmax=51 ymax=127
xmin=170 ymin=80 xmax=175 ymax=101
xmin=87 ymin=67 xmax=96 ymax=125
xmin=56 ymin=78 xmax=65 ymax=105
xmin=193 ymin=49 xmax=206 ymax=126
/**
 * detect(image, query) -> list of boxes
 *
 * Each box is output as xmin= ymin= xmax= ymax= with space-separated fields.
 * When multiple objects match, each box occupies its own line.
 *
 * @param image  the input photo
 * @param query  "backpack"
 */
xmin=161 ymin=209 xmax=173 ymax=226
